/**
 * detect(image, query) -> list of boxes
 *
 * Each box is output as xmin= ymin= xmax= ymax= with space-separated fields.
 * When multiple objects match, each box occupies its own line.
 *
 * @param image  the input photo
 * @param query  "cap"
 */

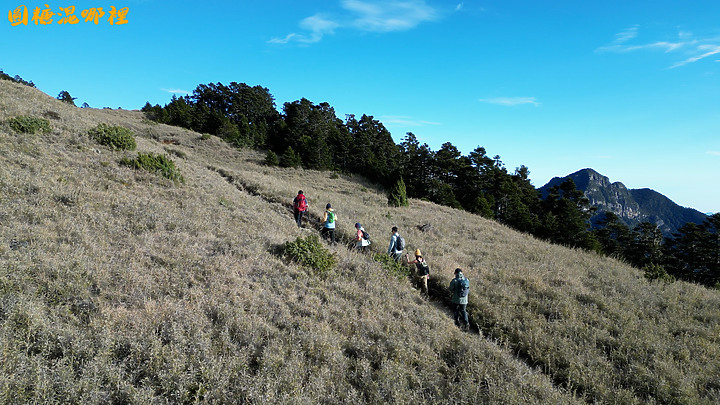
xmin=326 ymin=203 xmax=331 ymax=209
xmin=355 ymin=222 xmax=361 ymax=228
xmin=415 ymin=249 xmax=422 ymax=257
xmin=454 ymin=268 xmax=463 ymax=274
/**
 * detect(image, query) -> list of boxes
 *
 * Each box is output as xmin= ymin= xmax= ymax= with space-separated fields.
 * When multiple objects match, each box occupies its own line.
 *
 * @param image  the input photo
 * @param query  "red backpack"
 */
xmin=294 ymin=194 xmax=307 ymax=211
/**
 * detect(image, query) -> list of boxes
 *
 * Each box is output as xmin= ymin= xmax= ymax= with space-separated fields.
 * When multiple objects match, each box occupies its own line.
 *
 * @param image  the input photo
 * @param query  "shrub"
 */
xmin=283 ymin=235 xmax=337 ymax=278
xmin=88 ymin=123 xmax=137 ymax=151
xmin=6 ymin=115 xmax=51 ymax=134
xmin=373 ymin=253 xmax=411 ymax=280
xmin=643 ymin=263 xmax=675 ymax=283
xmin=120 ymin=153 xmax=184 ymax=183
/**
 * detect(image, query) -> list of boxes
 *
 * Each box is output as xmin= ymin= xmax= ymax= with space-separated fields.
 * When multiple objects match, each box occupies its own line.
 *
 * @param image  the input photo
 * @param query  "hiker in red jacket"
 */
xmin=293 ymin=190 xmax=308 ymax=228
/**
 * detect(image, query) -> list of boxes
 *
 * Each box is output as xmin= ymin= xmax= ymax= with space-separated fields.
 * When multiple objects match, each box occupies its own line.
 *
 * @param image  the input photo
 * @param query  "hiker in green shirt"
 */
xmin=321 ymin=203 xmax=337 ymax=244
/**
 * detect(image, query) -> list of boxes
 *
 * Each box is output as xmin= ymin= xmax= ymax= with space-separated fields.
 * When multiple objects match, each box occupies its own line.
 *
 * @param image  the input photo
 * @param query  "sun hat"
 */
xmin=415 ymin=249 xmax=422 ymax=257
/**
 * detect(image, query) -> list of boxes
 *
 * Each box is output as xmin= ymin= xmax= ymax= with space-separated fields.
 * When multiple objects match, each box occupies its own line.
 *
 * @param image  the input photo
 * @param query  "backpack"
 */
xmin=416 ymin=260 xmax=429 ymax=276
xmin=361 ymin=229 xmax=370 ymax=240
xmin=456 ymin=277 xmax=470 ymax=297
xmin=395 ymin=235 xmax=404 ymax=252
xmin=294 ymin=195 xmax=307 ymax=211
xmin=327 ymin=210 xmax=335 ymax=224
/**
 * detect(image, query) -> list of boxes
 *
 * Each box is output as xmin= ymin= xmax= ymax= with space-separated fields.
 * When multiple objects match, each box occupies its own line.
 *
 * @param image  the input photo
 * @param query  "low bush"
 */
xmin=88 ymin=123 xmax=136 ymax=151
xmin=6 ymin=115 xmax=51 ymax=134
xmin=373 ymin=253 xmax=411 ymax=280
xmin=283 ymin=235 xmax=337 ymax=278
xmin=120 ymin=153 xmax=184 ymax=183
xmin=643 ymin=263 xmax=675 ymax=283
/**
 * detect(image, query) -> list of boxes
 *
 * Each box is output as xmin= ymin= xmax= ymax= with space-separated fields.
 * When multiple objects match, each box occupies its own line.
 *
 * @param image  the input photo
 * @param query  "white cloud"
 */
xmin=598 ymin=27 xmax=720 ymax=68
xmin=615 ymin=26 xmax=638 ymax=43
xmin=708 ymin=151 xmax=720 ymax=156
xmin=670 ymin=44 xmax=720 ymax=68
xmin=161 ymin=88 xmax=190 ymax=94
xmin=455 ymin=3 xmax=464 ymax=11
xmin=269 ymin=0 xmax=438 ymax=44
xmin=269 ymin=14 xmax=339 ymax=44
xmin=343 ymin=0 xmax=438 ymax=32
xmin=479 ymin=97 xmax=540 ymax=107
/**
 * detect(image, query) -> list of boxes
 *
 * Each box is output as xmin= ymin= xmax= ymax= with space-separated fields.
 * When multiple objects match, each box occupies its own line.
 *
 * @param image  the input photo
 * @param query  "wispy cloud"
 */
xmin=708 ymin=151 xmax=720 ymax=156
xmin=670 ymin=45 xmax=720 ymax=68
xmin=344 ymin=0 xmax=437 ymax=32
xmin=268 ymin=14 xmax=339 ymax=44
xmin=597 ymin=26 xmax=720 ymax=68
xmin=269 ymin=0 xmax=438 ymax=44
xmin=161 ymin=88 xmax=190 ymax=95
xmin=455 ymin=3 xmax=464 ymax=11
xmin=479 ymin=97 xmax=540 ymax=107
xmin=380 ymin=115 xmax=441 ymax=126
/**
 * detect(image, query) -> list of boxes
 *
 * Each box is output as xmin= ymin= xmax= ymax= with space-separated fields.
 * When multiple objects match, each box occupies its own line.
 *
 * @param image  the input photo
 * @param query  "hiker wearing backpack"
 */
xmin=406 ymin=248 xmax=430 ymax=295
xmin=321 ymin=203 xmax=337 ymax=244
xmin=449 ymin=268 xmax=470 ymax=330
xmin=387 ymin=226 xmax=404 ymax=262
xmin=354 ymin=222 xmax=371 ymax=252
xmin=292 ymin=190 xmax=308 ymax=228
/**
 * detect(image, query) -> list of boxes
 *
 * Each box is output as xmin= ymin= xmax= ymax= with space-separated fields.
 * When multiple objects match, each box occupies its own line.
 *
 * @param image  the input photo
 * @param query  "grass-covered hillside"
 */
xmin=1 ymin=80 xmax=718 ymax=404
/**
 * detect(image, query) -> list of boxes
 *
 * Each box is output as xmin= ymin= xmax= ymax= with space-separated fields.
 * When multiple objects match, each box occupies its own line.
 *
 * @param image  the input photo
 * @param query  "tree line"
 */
xmin=142 ymin=81 xmax=719 ymax=288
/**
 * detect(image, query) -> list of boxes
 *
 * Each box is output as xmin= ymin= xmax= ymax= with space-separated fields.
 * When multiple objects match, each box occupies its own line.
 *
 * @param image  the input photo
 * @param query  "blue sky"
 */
xmin=3 ymin=0 xmax=719 ymax=213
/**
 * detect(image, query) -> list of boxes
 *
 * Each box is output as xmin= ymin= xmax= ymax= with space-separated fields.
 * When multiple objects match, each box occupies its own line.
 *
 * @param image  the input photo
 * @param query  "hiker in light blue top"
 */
xmin=449 ymin=268 xmax=470 ymax=330
xmin=321 ymin=203 xmax=336 ymax=244
xmin=387 ymin=226 xmax=403 ymax=262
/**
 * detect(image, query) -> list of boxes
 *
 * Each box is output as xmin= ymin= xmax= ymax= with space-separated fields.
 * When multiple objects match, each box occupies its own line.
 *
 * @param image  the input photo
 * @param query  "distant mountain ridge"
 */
xmin=539 ymin=168 xmax=708 ymax=236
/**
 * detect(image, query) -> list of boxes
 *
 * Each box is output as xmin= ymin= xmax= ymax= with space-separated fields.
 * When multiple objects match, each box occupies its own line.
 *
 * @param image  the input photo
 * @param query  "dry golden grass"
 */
xmin=1 ymin=79 xmax=718 ymax=404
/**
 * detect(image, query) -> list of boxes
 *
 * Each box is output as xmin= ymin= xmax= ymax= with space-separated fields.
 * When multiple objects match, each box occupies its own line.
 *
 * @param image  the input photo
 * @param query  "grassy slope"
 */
xmin=0 ymin=80 xmax=718 ymax=404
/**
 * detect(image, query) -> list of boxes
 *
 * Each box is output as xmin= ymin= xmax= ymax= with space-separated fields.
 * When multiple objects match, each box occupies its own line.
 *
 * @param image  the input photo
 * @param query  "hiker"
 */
xmin=321 ymin=203 xmax=337 ymax=244
xmin=406 ymin=248 xmax=430 ymax=295
xmin=354 ymin=222 xmax=371 ymax=252
xmin=449 ymin=268 xmax=470 ymax=330
xmin=387 ymin=226 xmax=404 ymax=262
xmin=292 ymin=190 xmax=308 ymax=228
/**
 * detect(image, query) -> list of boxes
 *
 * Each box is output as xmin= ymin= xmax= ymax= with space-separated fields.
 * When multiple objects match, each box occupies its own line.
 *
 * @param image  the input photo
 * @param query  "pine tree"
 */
xmin=280 ymin=146 xmax=302 ymax=168
xmin=388 ymin=178 xmax=409 ymax=207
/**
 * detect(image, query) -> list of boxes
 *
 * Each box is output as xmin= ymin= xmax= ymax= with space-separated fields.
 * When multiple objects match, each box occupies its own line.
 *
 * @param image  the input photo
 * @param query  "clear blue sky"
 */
xmin=3 ymin=0 xmax=719 ymax=213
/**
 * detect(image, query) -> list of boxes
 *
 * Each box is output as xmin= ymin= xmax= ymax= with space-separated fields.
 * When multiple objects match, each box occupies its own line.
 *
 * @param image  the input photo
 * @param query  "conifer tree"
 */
xmin=388 ymin=178 xmax=409 ymax=207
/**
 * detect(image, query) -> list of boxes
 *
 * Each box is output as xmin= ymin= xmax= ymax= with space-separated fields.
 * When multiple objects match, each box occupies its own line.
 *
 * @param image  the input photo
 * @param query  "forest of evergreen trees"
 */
xmin=136 ymin=81 xmax=716 ymax=289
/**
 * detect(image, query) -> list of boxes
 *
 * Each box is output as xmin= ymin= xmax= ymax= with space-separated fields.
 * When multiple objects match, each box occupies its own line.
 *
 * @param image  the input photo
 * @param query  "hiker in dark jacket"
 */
xmin=406 ymin=248 xmax=430 ymax=295
xmin=449 ymin=268 xmax=469 ymax=330
xmin=292 ymin=190 xmax=308 ymax=228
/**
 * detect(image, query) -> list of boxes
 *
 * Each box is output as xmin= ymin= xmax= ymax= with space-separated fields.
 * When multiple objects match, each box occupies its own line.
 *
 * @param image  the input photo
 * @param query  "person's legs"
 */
xmin=296 ymin=210 xmax=305 ymax=227
xmin=329 ymin=229 xmax=335 ymax=244
xmin=454 ymin=304 xmax=468 ymax=328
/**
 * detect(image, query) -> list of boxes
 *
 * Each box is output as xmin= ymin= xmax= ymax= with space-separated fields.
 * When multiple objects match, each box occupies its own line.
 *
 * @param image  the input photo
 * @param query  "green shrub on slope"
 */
xmin=88 ymin=123 xmax=137 ymax=151
xmin=120 ymin=152 xmax=184 ymax=183
xmin=283 ymin=235 xmax=337 ymax=278
xmin=6 ymin=115 xmax=51 ymax=134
